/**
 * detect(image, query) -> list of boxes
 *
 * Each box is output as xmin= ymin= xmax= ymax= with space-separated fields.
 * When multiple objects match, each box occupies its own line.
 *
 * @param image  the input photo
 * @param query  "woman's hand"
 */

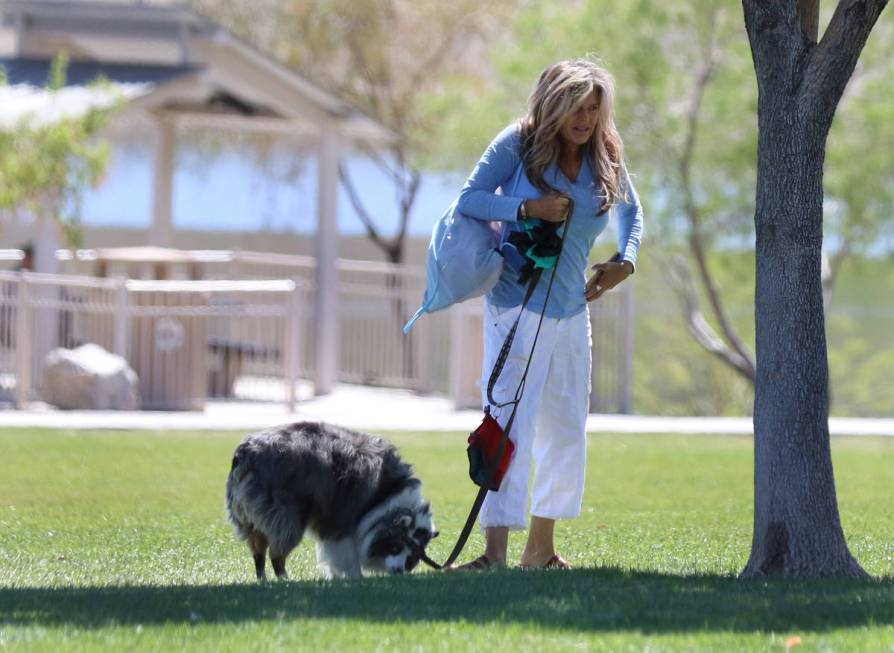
xmin=524 ymin=194 xmax=570 ymax=223
xmin=585 ymin=259 xmax=633 ymax=301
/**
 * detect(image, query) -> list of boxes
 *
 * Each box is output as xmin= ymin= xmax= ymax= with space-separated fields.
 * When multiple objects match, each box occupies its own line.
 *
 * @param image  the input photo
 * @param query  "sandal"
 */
xmin=543 ymin=554 xmax=572 ymax=569
xmin=517 ymin=554 xmax=572 ymax=570
xmin=446 ymin=554 xmax=499 ymax=572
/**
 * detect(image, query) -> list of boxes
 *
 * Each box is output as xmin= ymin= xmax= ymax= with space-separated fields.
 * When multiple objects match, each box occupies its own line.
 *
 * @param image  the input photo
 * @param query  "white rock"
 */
xmin=41 ymin=344 xmax=141 ymax=410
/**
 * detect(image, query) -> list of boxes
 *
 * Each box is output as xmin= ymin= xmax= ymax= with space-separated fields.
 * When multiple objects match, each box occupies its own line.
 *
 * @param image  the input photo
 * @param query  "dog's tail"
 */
xmin=228 ymin=440 xmax=253 ymax=480
xmin=226 ymin=444 xmax=255 ymax=539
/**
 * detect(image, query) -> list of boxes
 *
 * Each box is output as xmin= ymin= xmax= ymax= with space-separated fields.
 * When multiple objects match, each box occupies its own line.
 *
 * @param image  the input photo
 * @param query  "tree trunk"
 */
xmin=743 ymin=108 xmax=865 ymax=578
xmin=740 ymin=0 xmax=887 ymax=579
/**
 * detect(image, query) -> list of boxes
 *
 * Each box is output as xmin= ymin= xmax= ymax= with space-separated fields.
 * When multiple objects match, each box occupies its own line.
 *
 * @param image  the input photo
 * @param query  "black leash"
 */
xmin=416 ymin=198 xmax=576 ymax=570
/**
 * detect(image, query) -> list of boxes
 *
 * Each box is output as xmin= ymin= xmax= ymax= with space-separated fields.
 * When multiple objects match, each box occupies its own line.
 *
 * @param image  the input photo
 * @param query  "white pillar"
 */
xmin=15 ymin=274 xmax=32 ymax=408
xmin=12 ymin=11 xmax=27 ymax=57
xmin=30 ymin=218 xmax=61 ymax=403
xmin=150 ymin=115 xmax=176 ymax=248
xmin=313 ymin=124 xmax=340 ymax=395
xmin=283 ymin=285 xmax=302 ymax=411
xmin=33 ymin=217 xmax=60 ymax=274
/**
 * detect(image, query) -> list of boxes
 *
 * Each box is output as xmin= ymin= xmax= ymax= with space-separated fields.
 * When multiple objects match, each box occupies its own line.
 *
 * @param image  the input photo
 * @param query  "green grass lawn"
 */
xmin=1 ymin=428 xmax=892 ymax=652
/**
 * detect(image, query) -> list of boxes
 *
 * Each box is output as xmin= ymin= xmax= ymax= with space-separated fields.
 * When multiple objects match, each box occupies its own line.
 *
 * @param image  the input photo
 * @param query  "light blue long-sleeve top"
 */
xmin=457 ymin=123 xmax=644 ymax=319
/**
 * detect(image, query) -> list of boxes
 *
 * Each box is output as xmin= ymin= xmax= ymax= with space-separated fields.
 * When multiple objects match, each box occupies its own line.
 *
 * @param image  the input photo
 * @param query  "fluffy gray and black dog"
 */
xmin=226 ymin=421 xmax=437 ymax=579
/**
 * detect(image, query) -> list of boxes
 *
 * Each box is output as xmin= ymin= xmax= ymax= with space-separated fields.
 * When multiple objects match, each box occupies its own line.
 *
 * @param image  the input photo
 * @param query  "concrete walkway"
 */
xmin=1 ymin=383 xmax=893 ymax=435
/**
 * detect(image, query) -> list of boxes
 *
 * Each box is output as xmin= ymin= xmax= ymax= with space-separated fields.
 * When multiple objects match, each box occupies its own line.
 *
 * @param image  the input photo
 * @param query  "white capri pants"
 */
xmin=479 ymin=299 xmax=591 ymax=531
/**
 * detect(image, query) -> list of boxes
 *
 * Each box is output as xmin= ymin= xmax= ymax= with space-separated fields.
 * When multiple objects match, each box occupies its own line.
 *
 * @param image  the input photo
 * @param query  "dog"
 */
xmin=226 ymin=421 xmax=437 ymax=579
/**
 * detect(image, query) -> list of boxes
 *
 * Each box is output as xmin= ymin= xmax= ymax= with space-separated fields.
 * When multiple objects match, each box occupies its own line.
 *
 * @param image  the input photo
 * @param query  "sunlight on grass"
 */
xmin=0 ymin=428 xmax=892 ymax=652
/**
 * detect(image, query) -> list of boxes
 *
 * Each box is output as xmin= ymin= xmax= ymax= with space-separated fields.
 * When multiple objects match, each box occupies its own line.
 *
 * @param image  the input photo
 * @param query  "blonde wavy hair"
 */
xmin=518 ymin=59 xmax=626 ymax=212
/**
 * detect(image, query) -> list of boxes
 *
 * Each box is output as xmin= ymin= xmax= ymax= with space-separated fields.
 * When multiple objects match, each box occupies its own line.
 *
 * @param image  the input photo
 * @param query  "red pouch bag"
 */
xmin=467 ymin=412 xmax=515 ymax=491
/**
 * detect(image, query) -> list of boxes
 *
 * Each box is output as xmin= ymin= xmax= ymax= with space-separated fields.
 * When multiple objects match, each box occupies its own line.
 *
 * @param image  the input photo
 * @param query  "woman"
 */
xmin=451 ymin=59 xmax=643 ymax=570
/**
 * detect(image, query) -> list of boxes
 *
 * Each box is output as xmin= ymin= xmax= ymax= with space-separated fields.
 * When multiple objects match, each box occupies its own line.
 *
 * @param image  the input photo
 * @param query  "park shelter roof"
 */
xmin=0 ymin=57 xmax=195 ymax=86
xmin=0 ymin=0 xmax=393 ymax=142
xmin=0 ymin=59 xmax=159 ymax=127
xmin=0 ymin=0 xmax=381 ymax=395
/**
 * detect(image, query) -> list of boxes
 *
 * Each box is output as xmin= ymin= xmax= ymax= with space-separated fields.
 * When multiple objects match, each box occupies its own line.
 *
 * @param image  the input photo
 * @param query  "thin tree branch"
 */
xmin=361 ymin=147 xmax=404 ymax=185
xmin=686 ymin=227 xmax=757 ymax=379
xmin=802 ymin=0 xmax=889 ymax=117
xmin=394 ymin=169 xmax=421 ymax=252
xmin=798 ymin=0 xmax=820 ymax=42
xmin=679 ymin=9 xmax=719 ymax=191
xmin=822 ymin=236 xmax=854 ymax=311
xmin=664 ymin=253 xmax=757 ymax=382
xmin=678 ymin=9 xmax=757 ymax=381
xmin=338 ymin=163 xmax=390 ymax=255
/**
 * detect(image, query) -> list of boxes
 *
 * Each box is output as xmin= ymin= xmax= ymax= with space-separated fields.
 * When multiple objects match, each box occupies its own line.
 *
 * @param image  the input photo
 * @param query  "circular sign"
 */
xmin=155 ymin=317 xmax=185 ymax=352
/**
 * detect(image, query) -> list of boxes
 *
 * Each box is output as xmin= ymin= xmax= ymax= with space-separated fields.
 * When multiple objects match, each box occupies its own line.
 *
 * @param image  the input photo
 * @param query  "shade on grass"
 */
xmin=0 ymin=428 xmax=892 ymax=652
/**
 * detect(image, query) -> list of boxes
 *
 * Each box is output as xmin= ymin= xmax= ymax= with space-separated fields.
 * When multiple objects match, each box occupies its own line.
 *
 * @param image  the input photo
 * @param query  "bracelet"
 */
xmin=518 ymin=200 xmax=528 ymax=220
